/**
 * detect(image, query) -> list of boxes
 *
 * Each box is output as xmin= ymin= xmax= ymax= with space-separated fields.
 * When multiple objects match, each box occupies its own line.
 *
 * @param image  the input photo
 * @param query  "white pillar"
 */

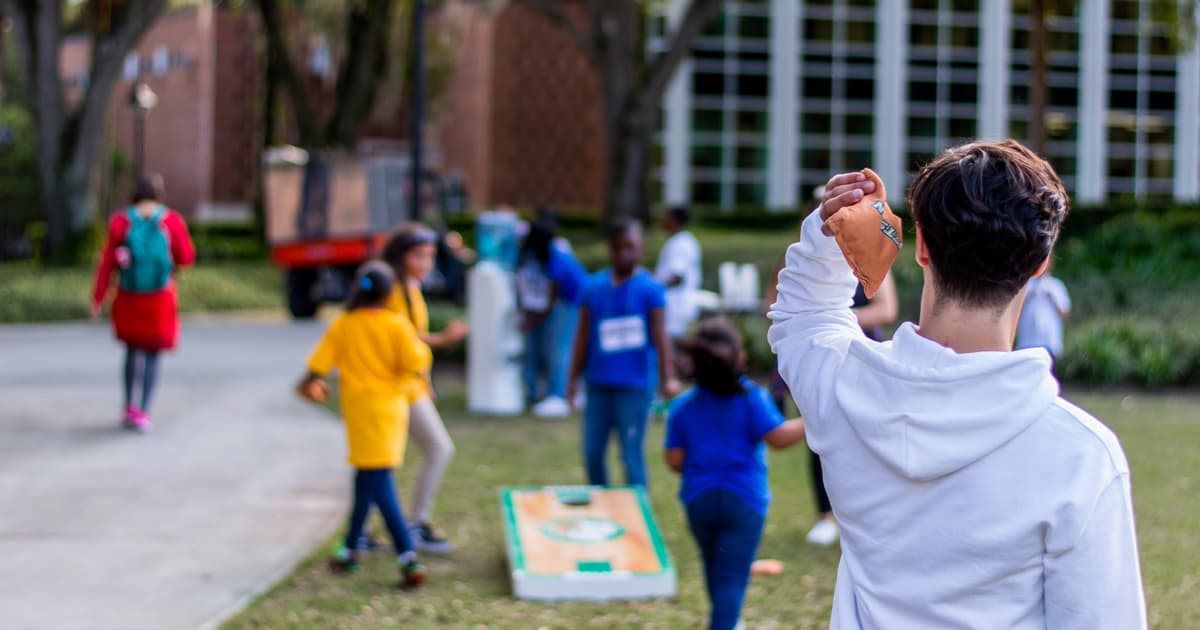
xmin=873 ymin=0 xmax=907 ymax=203
xmin=663 ymin=0 xmax=692 ymax=206
xmin=979 ymin=0 xmax=1011 ymax=139
xmin=1077 ymin=0 xmax=1110 ymax=204
xmin=766 ymin=0 xmax=799 ymax=210
xmin=1173 ymin=7 xmax=1200 ymax=202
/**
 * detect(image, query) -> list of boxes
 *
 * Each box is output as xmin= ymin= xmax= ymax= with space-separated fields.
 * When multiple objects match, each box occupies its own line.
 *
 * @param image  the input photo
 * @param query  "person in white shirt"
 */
xmin=769 ymin=140 xmax=1145 ymax=630
xmin=655 ymin=207 xmax=702 ymax=340
xmin=1016 ymin=268 xmax=1071 ymax=359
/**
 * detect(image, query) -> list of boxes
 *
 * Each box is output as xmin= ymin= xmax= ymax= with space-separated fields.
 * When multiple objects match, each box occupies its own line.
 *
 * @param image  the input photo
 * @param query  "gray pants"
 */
xmin=408 ymin=396 xmax=455 ymax=524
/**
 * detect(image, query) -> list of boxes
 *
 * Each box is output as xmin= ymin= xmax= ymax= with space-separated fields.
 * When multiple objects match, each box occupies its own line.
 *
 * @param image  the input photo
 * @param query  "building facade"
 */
xmin=61 ymin=5 xmax=260 ymax=220
xmin=655 ymin=0 xmax=1200 ymax=209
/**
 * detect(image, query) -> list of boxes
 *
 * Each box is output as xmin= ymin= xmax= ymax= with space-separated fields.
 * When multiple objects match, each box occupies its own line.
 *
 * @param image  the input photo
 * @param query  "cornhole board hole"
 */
xmin=500 ymin=486 xmax=676 ymax=601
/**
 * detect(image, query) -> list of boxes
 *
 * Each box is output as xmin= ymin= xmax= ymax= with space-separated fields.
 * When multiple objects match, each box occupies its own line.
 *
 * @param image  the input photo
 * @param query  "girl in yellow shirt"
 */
xmin=298 ymin=261 xmax=433 ymax=588
xmin=380 ymin=225 xmax=468 ymax=553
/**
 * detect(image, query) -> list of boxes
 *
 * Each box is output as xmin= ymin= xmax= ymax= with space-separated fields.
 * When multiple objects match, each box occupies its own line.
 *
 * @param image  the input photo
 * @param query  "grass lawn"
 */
xmin=0 ymin=260 xmax=284 ymax=323
xmin=224 ymin=386 xmax=1200 ymax=629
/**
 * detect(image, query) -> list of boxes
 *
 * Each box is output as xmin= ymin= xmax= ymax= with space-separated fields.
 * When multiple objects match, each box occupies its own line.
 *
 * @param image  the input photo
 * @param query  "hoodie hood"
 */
xmin=831 ymin=322 xmax=1058 ymax=481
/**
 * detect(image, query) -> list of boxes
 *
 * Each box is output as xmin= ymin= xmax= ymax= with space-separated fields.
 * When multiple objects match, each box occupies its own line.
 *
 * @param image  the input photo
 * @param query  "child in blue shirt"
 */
xmin=568 ymin=219 xmax=679 ymax=486
xmin=665 ymin=318 xmax=806 ymax=630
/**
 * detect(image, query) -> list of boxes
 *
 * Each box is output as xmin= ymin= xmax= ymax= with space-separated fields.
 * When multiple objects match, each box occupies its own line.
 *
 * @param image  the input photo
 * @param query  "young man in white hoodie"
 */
xmin=769 ymin=140 xmax=1145 ymax=629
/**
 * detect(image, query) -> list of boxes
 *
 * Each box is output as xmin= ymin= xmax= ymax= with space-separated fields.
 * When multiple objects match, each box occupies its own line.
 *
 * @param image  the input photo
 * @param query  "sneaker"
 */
xmin=400 ymin=559 xmax=427 ymax=589
xmin=328 ymin=546 xmax=362 ymax=573
xmin=805 ymin=518 xmax=839 ymax=547
xmin=411 ymin=522 xmax=453 ymax=554
xmin=124 ymin=406 xmax=152 ymax=432
xmin=533 ymin=396 xmax=571 ymax=418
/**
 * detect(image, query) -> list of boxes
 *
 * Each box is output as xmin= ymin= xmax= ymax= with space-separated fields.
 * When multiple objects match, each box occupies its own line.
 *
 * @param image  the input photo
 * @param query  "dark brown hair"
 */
xmin=379 ymin=223 xmax=437 ymax=324
xmin=908 ymin=139 xmax=1068 ymax=309
xmin=345 ymin=260 xmax=395 ymax=310
xmin=679 ymin=318 xmax=746 ymax=396
xmin=131 ymin=173 xmax=165 ymax=204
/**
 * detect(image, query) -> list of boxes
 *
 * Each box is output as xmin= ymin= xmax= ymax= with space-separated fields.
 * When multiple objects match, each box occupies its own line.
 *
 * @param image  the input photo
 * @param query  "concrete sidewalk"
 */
xmin=0 ymin=320 xmax=348 ymax=630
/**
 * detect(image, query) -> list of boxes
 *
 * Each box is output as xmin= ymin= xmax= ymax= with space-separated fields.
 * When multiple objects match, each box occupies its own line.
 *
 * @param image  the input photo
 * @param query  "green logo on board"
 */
xmin=540 ymin=517 xmax=625 ymax=543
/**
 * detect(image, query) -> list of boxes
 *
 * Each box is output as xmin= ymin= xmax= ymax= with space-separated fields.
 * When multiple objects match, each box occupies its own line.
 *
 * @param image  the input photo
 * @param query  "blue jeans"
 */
xmin=685 ymin=489 xmax=766 ymax=630
xmin=583 ymin=385 xmax=652 ymax=486
xmin=524 ymin=303 xmax=579 ymax=401
xmin=344 ymin=469 xmax=414 ymax=555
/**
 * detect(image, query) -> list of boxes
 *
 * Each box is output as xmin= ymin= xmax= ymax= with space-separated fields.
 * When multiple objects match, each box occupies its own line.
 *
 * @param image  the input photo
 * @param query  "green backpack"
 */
xmin=119 ymin=205 xmax=173 ymax=292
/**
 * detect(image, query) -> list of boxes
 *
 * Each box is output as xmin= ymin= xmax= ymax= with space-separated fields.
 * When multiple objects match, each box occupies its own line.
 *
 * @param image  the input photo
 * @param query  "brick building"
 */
xmin=434 ymin=1 xmax=605 ymax=211
xmin=58 ymin=2 xmax=607 ymax=220
xmin=61 ymin=4 xmax=259 ymax=220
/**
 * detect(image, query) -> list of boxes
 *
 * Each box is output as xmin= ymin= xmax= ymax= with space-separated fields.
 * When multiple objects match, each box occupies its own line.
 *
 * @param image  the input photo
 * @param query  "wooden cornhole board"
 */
xmin=500 ymin=485 xmax=676 ymax=601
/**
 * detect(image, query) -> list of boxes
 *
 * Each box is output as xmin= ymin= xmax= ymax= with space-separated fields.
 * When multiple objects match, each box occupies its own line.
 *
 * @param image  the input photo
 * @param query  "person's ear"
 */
xmin=1032 ymin=255 xmax=1051 ymax=279
xmin=915 ymin=224 xmax=932 ymax=268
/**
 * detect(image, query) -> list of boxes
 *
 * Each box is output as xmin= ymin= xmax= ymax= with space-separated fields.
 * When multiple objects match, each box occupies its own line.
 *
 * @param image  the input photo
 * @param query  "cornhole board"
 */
xmin=500 ymin=485 xmax=676 ymax=601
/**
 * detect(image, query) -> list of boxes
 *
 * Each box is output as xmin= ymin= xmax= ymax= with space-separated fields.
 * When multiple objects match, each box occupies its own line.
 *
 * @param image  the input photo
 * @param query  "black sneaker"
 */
xmin=411 ymin=522 xmax=453 ymax=553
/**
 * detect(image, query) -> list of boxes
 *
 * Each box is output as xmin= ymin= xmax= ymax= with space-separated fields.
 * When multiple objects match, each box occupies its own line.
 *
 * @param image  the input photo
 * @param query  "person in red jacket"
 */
xmin=91 ymin=173 xmax=195 ymax=431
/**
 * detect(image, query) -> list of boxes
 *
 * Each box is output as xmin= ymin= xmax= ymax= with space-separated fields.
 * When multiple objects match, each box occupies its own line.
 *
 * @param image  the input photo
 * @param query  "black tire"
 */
xmin=286 ymin=268 xmax=320 ymax=319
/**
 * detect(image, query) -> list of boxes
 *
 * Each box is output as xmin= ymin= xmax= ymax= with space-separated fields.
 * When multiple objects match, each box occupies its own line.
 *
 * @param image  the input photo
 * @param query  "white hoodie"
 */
xmin=768 ymin=211 xmax=1146 ymax=630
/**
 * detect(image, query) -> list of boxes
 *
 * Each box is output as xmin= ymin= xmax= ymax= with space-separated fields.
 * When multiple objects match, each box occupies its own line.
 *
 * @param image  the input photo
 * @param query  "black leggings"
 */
xmin=123 ymin=346 xmax=161 ymax=411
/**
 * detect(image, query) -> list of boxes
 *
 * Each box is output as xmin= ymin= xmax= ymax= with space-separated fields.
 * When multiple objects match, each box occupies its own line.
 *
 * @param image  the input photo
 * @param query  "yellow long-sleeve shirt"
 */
xmin=385 ymin=283 xmax=433 ymax=401
xmin=307 ymin=308 xmax=432 ymax=468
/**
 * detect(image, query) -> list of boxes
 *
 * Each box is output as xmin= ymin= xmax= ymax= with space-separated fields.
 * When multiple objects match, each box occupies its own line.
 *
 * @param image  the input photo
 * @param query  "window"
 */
xmin=123 ymin=53 xmax=140 ymax=81
xmin=152 ymin=46 xmax=169 ymax=76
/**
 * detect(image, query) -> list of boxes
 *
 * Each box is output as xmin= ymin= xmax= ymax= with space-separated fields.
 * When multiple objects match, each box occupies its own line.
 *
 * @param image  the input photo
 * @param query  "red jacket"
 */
xmin=91 ymin=207 xmax=195 ymax=351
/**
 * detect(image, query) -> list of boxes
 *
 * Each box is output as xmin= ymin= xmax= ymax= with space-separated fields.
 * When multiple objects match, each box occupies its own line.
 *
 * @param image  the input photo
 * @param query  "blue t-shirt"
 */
xmin=581 ymin=268 xmax=666 ymax=389
xmin=547 ymin=246 xmax=589 ymax=306
xmin=664 ymin=377 xmax=785 ymax=515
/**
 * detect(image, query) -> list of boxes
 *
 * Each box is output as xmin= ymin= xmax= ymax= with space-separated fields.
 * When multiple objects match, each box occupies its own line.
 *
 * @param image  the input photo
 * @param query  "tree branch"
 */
xmin=511 ymin=0 xmax=597 ymax=63
xmin=69 ymin=0 xmax=169 ymax=171
xmin=323 ymin=0 xmax=394 ymax=147
xmin=636 ymin=0 xmax=722 ymax=112
xmin=256 ymin=0 xmax=320 ymax=147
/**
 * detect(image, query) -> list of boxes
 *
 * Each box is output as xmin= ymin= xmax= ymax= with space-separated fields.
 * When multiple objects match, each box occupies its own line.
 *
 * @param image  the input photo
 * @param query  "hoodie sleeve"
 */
xmin=1043 ymin=472 xmax=1147 ymax=630
xmin=767 ymin=210 xmax=864 ymax=432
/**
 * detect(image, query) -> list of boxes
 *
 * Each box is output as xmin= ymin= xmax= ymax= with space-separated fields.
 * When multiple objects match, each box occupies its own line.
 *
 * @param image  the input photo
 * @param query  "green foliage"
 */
xmin=189 ymin=221 xmax=269 ymax=263
xmin=1059 ymin=318 xmax=1200 ymax=388
xmin=0 ymin=261 xmax=282 ymax=323
xmin=0 ymin=104 xmax=41 ymax=236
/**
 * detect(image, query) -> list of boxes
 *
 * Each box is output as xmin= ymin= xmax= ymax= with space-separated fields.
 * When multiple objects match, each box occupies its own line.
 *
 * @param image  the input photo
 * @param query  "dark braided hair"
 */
xmin=345 ymin=261 xmax=395 ymax=311
xmin=679 ymin=318 xmax=746 ymax=396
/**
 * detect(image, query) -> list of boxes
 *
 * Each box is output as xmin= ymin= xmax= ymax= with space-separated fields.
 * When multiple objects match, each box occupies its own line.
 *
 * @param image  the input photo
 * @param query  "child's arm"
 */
xmin=764 ymin=418 xmax=806 ymax=449
xmin=300 ymin=322 xmax=340 ymax=402
xmin=565 ymin=306 xmax=591 ymax=408
xmin=422 ymin=321 xmax=469 ymax=349
xmin=296 ymin=370 xmax=330 ymax=402
xmin=649 ymin=307 xmax=681 ymax=398
xmin=664 ymin=448 xmax=684 ymax=473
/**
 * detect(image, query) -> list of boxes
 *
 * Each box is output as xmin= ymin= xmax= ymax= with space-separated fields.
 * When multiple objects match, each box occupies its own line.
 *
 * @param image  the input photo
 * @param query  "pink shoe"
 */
xmin=124 ymin=406 xmax=152 ymax=432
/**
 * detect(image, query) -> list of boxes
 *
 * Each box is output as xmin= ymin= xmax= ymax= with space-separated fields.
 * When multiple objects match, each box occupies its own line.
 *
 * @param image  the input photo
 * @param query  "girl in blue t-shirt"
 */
xmin=665 ymin=318 xmax=806 ymax=630
xmin=568 ymin=219 xmax=680 ymax=487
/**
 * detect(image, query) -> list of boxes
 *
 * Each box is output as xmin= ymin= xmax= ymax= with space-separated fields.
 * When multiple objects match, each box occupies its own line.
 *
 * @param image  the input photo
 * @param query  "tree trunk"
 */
xmin=598 ymin=0 xmax=643 ymax=224
xmin=323 ymin=0 xmax=394 ymax=148
xmin=256 ymin=0 xmax=319 ymax=147
xmin=1028 ymin=0 xmax=1048 ymax=156
xmin=3 ymin=0 xmax=166 ymax=260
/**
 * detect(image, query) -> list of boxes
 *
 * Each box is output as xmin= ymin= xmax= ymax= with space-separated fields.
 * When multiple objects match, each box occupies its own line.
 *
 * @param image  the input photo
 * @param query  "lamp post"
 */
xmin=128 ymin=82 xmax=158 ymax=174
xmin=409 ymin=0 xmax=426 ymax=222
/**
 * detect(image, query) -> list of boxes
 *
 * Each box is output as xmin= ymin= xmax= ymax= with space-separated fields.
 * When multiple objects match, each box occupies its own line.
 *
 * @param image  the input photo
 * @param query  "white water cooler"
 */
xmin=466 ymin=261 xmax=525 ymax=415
